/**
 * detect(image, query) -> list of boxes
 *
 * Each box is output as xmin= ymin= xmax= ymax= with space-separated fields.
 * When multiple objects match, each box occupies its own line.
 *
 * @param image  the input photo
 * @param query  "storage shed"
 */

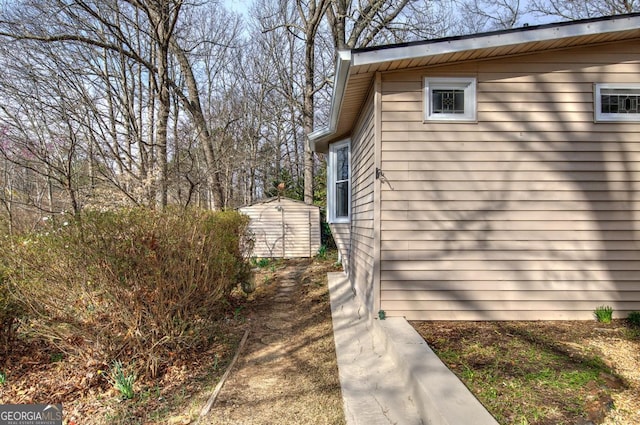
xmin=239 ymin=197 xmax=321 ymax=258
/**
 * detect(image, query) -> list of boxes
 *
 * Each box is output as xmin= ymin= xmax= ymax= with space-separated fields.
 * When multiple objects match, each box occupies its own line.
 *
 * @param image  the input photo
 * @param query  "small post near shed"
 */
xmin=238 ymin=197 xmax=321 ymax=258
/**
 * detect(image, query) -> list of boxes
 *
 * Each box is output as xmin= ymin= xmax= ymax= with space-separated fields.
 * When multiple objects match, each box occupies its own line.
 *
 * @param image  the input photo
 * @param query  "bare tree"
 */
xmin=0 ymin=0 xmax=490 ymax=219
xmin=529 ymin=0 xmax=638 ymax=20
xmin=255 ymin=0 xmax=459 ymax=205
xmin=0 ymin=0 xmax=248 ymax=210
xmin=449 ymin=0 xmax=523 ymax=32
xmin=325 ymin=0 xmax=413 ymax=49
xmin=138 ymin=0 xmax=183 ymax=208
xmin=170 ymin=4 xmax=244 ymax=209
xmin=0 ymin=34 xmax=101 ymax=218
xmin=0 ymin=146 xmax=18 ymax=234
xmin=0 ymin=1 xmax=168 ymax=207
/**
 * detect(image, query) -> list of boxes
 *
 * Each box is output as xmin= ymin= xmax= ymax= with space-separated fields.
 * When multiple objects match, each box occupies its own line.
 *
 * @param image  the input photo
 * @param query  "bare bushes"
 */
xmin=0 ymin=269 xmax=22 ymax=360
xmin=1 ymin=208 xmax=252 ymax=378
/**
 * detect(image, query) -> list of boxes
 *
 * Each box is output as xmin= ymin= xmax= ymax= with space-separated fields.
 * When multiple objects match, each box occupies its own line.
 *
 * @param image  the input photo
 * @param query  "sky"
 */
xmin=224 ymin=0 xmax=253 ymax=17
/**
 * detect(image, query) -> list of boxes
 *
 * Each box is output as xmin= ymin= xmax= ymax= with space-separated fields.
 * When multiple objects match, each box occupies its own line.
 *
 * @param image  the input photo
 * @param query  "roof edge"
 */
xmin=309 ymin=13 xmax=640 ymax=152
xmin=352 ymin=13 xmax=640 ymax=67
xmin=237 ymin=196 xmax=319 ymax=209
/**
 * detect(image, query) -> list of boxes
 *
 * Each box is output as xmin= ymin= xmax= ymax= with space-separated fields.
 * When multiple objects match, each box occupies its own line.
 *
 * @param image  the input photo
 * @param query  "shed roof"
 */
xmin=238 ymin=197 xmax=319 ymax=209
xmin=309 ymin=13 xmax=640 ymax=153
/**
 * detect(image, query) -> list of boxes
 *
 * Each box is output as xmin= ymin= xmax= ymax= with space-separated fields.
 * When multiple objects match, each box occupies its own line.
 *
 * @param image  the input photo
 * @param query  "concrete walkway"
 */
xmin=327 ymin=272 xmax=500 ymax=425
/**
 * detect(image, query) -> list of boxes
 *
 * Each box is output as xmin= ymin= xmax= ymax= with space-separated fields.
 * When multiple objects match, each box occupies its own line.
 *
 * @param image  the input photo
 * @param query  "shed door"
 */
xmin=283 ymin=210 xmax=311 ymax=258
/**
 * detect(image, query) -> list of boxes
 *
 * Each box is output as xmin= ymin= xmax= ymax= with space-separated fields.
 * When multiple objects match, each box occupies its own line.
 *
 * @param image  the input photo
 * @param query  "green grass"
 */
xmin=413 ymin=321 xmax=626 ymax=425
xmin=474 ymin=346 xmax=607 ymax=417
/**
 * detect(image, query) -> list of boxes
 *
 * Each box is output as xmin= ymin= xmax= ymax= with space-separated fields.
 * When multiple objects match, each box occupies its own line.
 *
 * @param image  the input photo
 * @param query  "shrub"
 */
xmin=0 ymin=265 xmax=22 ymax=360
xmin=594 ymin=305 xmax=613 ymax=324
xmin=1 ymin=207 xmax=252 ymax=378
xmin=627 ymin=311 xmax=640 ymax=327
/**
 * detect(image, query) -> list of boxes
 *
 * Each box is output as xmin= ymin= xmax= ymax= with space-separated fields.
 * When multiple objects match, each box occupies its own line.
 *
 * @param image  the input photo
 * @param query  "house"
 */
xmin=239 ymin=197 xmax=321 ymax=258
xmin=309 ymin=13 xmax=640 ymax=321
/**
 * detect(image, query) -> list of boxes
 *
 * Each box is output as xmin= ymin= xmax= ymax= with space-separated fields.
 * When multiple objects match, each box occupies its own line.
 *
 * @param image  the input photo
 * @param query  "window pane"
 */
xmin=601 ymin=91 xmax=640 ymax=114
xmin=336 ymin=181 xmax=348 ymax=217
xmin=330 ymin=141 xmax=350 ymax=221
xmin=337 ymin=146 xmax=349 ymax=180
xmin=432 ymin=89 xmax=465 ymax=114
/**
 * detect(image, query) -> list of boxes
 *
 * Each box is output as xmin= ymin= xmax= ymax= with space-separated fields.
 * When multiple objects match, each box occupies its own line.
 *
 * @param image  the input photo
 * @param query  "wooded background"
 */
xmin=0 ymin=0 xmax=635 ymax=233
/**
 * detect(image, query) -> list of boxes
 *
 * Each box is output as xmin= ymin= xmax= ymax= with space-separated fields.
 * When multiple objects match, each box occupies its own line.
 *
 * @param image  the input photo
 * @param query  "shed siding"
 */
xmin=379 ymin=40 xmax=640 ymax=320
xmin=240 ymin=198 xmax=320 ymax=258
xmin=243 ymin=206 xmax=284 ymax=257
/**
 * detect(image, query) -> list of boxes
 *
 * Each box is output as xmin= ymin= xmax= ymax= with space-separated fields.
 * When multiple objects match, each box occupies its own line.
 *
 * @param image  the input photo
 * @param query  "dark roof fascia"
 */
xmin=351 ymin=12 xmax=640 ymax=55
xmin=350 ymin=12 xmax=640 ymax=68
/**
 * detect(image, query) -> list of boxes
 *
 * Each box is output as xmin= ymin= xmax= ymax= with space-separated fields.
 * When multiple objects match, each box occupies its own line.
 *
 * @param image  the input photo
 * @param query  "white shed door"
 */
xmin=283 ymin=210 xmax=312 ymax=258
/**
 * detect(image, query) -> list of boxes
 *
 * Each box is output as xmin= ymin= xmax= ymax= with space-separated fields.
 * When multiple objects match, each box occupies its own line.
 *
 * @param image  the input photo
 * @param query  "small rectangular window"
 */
xmin=594 ymin=84 xmax=640 ymax=122
xmin=424 ymin=77 xmax=476 ymax=122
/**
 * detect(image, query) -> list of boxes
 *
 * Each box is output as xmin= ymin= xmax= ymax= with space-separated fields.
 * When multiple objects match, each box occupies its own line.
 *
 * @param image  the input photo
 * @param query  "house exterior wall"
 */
xmin=349 ymin=89 xmax=377 ymax=310
xmin=378 ymin=40 xmax=640 ymax=320
xmin=239 ymin=198 xmax=321 ymax=258
xmin=329 ymin=89 xmax=377 ymax=311
xmin=331 ymin=222 xmax=350 ymax=271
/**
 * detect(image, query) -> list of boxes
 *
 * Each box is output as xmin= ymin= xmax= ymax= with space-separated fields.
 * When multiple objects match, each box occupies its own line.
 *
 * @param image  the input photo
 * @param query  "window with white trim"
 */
xmin=424 ymin=77 xmax=477 ymax=122
xmin=594 ymin=83 xmax=640 ymax=122
xmin=327 ymin=140 xmax=350 ymax=223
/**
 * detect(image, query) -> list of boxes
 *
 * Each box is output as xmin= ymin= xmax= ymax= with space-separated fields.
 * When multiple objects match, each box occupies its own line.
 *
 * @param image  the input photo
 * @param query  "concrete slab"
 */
xmin=375 ymin=318 xmax=499 ymax=425
xmin=328 ymin=272 xmax=423 ymax=425
xmin=328 ymin=272 xmax=499 ymax=425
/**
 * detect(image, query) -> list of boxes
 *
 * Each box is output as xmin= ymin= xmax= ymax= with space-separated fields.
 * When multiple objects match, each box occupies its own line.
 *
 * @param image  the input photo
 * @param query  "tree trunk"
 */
xmin=169 ymin=39 xmax=226 ymax=209
xmin=303 ymin=36 xmax=315 ymax=205
xmin=299 ymin=0 xmax=330 ymax=205
xmin=150 ymin=2 xmax=172 ymax=209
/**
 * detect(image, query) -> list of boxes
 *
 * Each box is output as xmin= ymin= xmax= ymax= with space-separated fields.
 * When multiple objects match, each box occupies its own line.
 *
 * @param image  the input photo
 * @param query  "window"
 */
xmin=424 ymin=77 xmax=477 ymax=122
xmin=328 ymin=140 xmax=350 ymax=223
xmin=595 ymin=84 xmax=640 ymax=122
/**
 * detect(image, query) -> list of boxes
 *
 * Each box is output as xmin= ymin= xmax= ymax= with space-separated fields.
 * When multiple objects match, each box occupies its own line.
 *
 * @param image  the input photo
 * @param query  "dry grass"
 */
xmin=0 ymin=257 xmax=345 ymax=424
xmin=412 ymin=320 xmax=640 ymax=425
xmin=201 ymin=257 xmax=345 ymax=424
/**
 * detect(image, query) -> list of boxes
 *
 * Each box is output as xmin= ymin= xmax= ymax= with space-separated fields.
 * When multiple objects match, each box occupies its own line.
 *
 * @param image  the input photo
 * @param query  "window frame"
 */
xmin=424 ymin=77 xmax=477 ymax=122
xmin=594 ymin=83 xmax=640 ymax=122
xmin=327 ymin=139 xmax=351 ymax=224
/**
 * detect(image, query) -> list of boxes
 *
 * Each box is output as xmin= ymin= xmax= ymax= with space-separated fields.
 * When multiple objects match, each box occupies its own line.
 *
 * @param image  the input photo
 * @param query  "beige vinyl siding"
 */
xmin=239 ymin=198 xmax=321 ymax=258
xmin=379 ymin=40 xmax=640 ymax=320
xmin=330 ymin=222 xmax=350 ymax=272
xmin=348 ymin=89 xmax=377 ymax=309
xmin=328 ymin=87 xmax=377 ymax=309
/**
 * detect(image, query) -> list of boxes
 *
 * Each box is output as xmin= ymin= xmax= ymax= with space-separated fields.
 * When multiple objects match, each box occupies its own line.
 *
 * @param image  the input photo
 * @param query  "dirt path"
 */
xmin=199 ymin=259 xmax=346 ymax=425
